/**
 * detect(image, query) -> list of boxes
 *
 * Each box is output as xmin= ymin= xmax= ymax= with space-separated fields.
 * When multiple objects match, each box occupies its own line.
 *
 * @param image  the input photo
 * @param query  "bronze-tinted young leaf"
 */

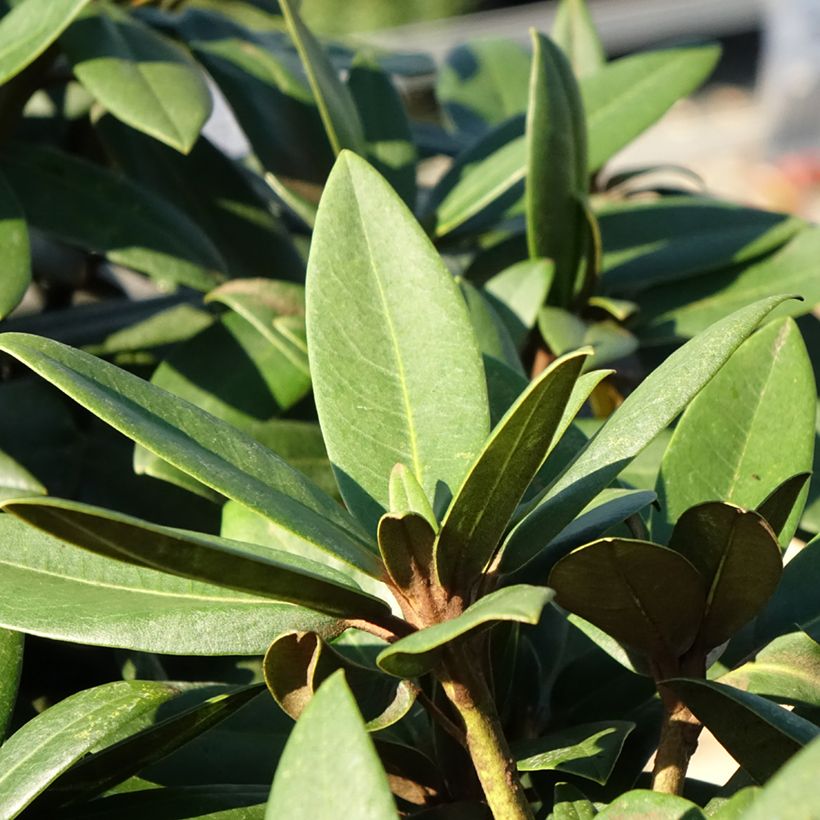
xmin=388 ymin=463 xmax=436 ymax=529
xmin=378 ymin=511 xmax=436 ymax=593
xmin=551 ymin=0 xmax=605 ymax=77
xmin=3 ymin=497 xmax=390 ymax=621
xmin=265 ymin=672 xmax=396 ymax=819
xmin=377 ymin=585 xmax=552 ymax=678
xmin=435 ymin=350 xmax=589 ymax=591
xmin=549 ymin=539 xmax=706 ymax=659
xmin=501 ymin=295 xmax=795 ymax=574
xmin=667 ymin=678 xmax=820 ymax=784
xmin=669 ymin=503 xmax=782 ymax=651
xmin=526 ymin=31 xmax=588 ymax=307
xmin=0 ymin=629 xmax=22 ymax=741
xmin=757 ymin=473 xmax=812 ymax=543
xmin=307 ymin=152 xmax=489 ymax=532
xmin=278 ymin=0 xmax=365 ymax=156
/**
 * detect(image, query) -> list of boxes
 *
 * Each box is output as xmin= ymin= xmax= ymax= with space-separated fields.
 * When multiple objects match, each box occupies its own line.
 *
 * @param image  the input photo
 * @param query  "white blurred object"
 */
xmin=760 ymin=0 xmax=820 ymax=158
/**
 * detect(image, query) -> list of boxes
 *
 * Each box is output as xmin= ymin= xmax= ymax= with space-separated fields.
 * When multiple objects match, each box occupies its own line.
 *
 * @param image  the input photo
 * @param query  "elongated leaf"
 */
xmin=266 ymin=672 xmax=395 ymax=819
xmin=0 ymin=514 xmax=337 ymax=654
xmin=526 ymin=31 xmax=588 ymax=307
xmin=0 ymin=680 xmax=197 ymax=818
xmin=348 ymin=52 xmax=416 ymax=208
xmin=0 ymin=169 xmax=29 ymax=320
xmin=552 ymin=0 xmax=605 ymax=77
xmin=33 ymin=685 xmax=263 ymax=810
xmin=436 ymin=38 xmax=531 ymax=136
xmin=0 ymin=629 xmax=22 ymax=740
xmin=656 ymin=318 xmax=815 ymax=544
xmin=669 ymin=503 xmax=782 ymax=651
xmin=0 ymin=0 xmax=91 ymax=84
xmin=598 ymin=790 xmax=704 ymax=818
xmin=0 ymin=446 xmax=45 ymax=503
xmin=584 ymin=44 xmax=720 ymax=172
xmin=3 ymin=498 xmax=391 ymax=621
xmin=0 ymin=333 xmax=377 ymax=575
xmin=539 ymin=308 xmax=638 ymax=369
xmin=435 ymin=349 xmax=588 ymax=590
xmin=757 ymin=473 xmax=812 ymax=542
xmin=377 ymin=585 xmax=552 ymax=678
xmin=549 ymin=539 xmax=706 ymax=659
xmin=378 ymin=512 xmax=435 ymax=596
xmin=553 ymin=783 xmax=597 ymax=820
xmin=636 ymin=228 xmax=820 ymax=342
xmin=515 ymin=721 xmax=633 ymax=784
xmin=460 ymin=278 xmax=523 ymax=373
xmin=0 ymin=143 xmax=225 ymax=291
xmin=501 ymin=295 xmax=794 ymax=573
xmin=388 ymin=463 xmax=437 ymax=528
xmin=667 ymin=679 xmax=819 ymax=783
xmin=278 ymin=0 xmax=365 ymax=156
xmin=307 ymin=152 xmax=489 ymax=532
xmin=62 ymin=4 xmax=211 ymax=152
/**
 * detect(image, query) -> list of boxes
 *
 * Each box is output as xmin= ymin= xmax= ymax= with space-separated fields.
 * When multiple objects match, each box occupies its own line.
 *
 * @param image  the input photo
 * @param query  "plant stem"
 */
xmin=440 ymin=644 xmax=534 ymax=820
xmin=651 ymin=691 xmax=702 ymax=795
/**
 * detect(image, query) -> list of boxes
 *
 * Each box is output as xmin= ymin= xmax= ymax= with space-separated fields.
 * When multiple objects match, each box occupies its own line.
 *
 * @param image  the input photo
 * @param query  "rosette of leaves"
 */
xmin=0 ymin=143 xmax=810 ymax=817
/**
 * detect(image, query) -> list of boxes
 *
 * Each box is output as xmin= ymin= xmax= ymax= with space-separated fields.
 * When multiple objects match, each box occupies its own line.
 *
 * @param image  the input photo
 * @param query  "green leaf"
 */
xmin=377 ymin=585 xmax=552 ymax=678
xmin=0 ymin=514 xmax=338 ymax=655
xmin=0 ymin=143 xmax=225 ymax=291
xmin=348 ymin=52 xmax=416 ymax=208
xmin=388 ymin=463 xmax=436 ymax=528
xmin=378 ymin=512 xmax=435 ymax=595
xmin=307 ymin=152 xmax=489 ymax=532
xmin=667 ymin=679 xmax=820 ymax=783
xmin=0 ymin=680 xmax=197 ymax=817
xmin=549 ymin=539 xmax=706 ymax=659
xmin=32 ymin=685 xmax=263 ymax=810
xmin=459 ymin=278 xmax=523 ymax=374
xmin=0 ymin=446 xmax=46 ymax=503
xmin=62 ymin=4 xmax=211 ymax=153
xmin=501 ymin=294 xmax=794 ymax=573
xmin=436 ymin=38 xmax=531 ymax=136
xmin=599 ymin=197 xmax=802 ymax=294
xmin=656 ymin=318 xmax=816 ymax=545
xmin=0 ymin=0 xmax=91 ymax=84
xmin=266 ymin=671 xmax=395 ymax=819
xmin=583 ymin=44 xmax=721 ymax=172
xmin=3 ymin=497 xmax=391 ymax=621
xmin=278 ymin=0 xmax=365 ymax=156
xmin=553 ymin=783 xmax=598 ymax=820
xmin=668 ymin=503 xmax=782 ymax=651
xmin=514 ymin=721 xmax=634 ymax=784
xmin=741 ymin=735 xmax=820 ymax=819
xmin=0 ymin=169 xmax=30 ymax=320
xmin=635 ymin=228 xmax=820 ymax=342
xmin=435 ymin=349 xmax=589 ymax=590
xmin=526 ymin=31 xmax=588 ymax=307
xmin=552 ymin=0 xmax=606 ymax=77
xmin=0 ymin=629 xmax=22 ymax=740
xmin=597 ymin=790 xmax=704 ymax=818
xmin=538 ymin=308 xmax=638 ymax=369
xmin=719 ymin=631 xmax=820 ymax=709
xmin=757 ymin=473 xmax=812 ymax=543
xmin=0 ymin=332 xmax=377 ymax=576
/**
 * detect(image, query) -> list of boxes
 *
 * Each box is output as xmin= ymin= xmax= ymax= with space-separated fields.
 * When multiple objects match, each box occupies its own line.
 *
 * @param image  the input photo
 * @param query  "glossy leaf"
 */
xmin=514 ymin=721 xmax=633 ymax=784
xmin=583 ymin=44 xmax=721 ymax=172
xmin=0 ymin=143 xmax=225 ymax=291
xmin=501 ymin=295 xmax=794 ymax=573
xmin=526 ymin=31 xmax=588 ymax=307
xmin=552 ymin=0 xmax=605 ymax=77
xmin=437 ymin=38 xmax=531 ymax=136
xmin=435 ymin=349 xmax=588 ymax=590
xmin=0 ymin=680 xmax=196 ymax=818
xmin=597 ymin=790 xmax=704 ymax=818
xmin=0 ymin=170 xmax=29 ymax=320
xmin=0 ymin=0 xmax=91 ymax=84
xmin=377 ymin=585 xmax=552 ymax=678
xmin=549 ymin=539 xmax=706 ymax=659
xmin=636 ymin=228 xmax=820 ymax=342
xmin=266 ymin=672 xmax=395 ymax=819
xmin=656 ymin=318 xmax=815 ymax=544
xmin=307 ymin=152 xmax=489 ymax=532
xmin=279 ymin=0 xmax=365 ymax=156
xmin=0 ymin=332 xmax=377 ymax=575
xmin=0 ymin=514 xmax=337 ymax=655
xmin=0 ymin=446 xmax=46 ymax=503
xmin=348 ymin=52 xmax=417 ymax=207
xmin=3 ymin=497 xmax=391 ymax=621
xmin=62 ymin=4 xmax=211 ymax=153
xmin=0 ymin=629 xmax=22 ymax=740
xmin=668 ymin=503 xmax=782 ymax=651
xmin=667 ymin=678 xmax=820 ymax=783
xmin=388 ymin=463 xmax=437 ymax=528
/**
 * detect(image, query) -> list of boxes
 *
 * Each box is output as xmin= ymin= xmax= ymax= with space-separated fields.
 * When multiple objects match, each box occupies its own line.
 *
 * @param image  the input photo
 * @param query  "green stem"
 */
xmin=440 ymin=644 xmax=533 ymax=820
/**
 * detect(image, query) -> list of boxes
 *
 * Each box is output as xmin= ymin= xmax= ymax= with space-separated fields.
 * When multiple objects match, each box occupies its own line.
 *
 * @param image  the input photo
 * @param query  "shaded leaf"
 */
xmin=460 ymin=278 xmax=523 ymax=374
xmin=0 ymin=169 xmax=30 ymax=320
xmin=0 ymin=629 xmax=22 ymax=740
xmin=597 ymin=790 xmax=704 ymax=818
xmin=378 ymin=512 xmax=435 ymax=595
xmin=757 ymin=473 xmax=812 ymax=543
xmin=553 ymin=783 xmax=598 ymax=820
xmin=388 ymin=463 xmax=436 ymax=529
